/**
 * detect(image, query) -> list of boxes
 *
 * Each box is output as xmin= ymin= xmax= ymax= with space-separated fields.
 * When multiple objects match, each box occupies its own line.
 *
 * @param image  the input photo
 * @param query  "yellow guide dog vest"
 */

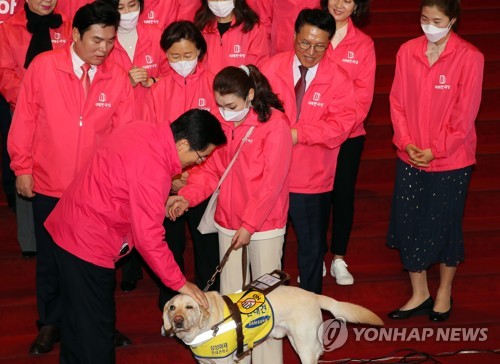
xmin=187 ymin=290 xmax=274 ymax=359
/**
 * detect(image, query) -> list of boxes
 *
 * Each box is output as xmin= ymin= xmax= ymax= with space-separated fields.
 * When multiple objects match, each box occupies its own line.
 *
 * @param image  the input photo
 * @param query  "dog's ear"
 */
xmin=198 ymin=293 xmax=211 ymax=327
xmin=162 ymin=300 xmax=175 ymax=337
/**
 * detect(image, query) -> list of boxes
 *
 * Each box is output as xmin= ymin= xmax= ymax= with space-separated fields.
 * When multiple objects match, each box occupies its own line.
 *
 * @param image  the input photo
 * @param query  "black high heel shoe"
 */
xmin=388 ymin=296 xmax=434 ymax=319
xmin=429 ymin=298 xmax=453 ymax=322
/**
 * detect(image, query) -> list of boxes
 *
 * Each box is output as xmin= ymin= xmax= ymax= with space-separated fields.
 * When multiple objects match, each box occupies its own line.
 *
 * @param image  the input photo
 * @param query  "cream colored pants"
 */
xmin=218 ymin=232 xmax=284 ymax=364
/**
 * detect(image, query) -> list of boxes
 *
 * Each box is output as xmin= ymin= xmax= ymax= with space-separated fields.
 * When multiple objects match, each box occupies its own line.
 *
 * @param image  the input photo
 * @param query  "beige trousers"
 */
xmin=218 ymin=232 xmax=284 ymax=364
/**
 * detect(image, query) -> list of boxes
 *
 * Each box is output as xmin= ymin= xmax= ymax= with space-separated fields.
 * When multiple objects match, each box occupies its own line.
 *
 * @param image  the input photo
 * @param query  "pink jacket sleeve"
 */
xmin=0 ymin=26 xmax=22 ymax=109
xmin=128 ymin=158 xmax=186 ymax=291
xmin=111 ymin=73 xmax=135 ymax=129
xmin=390 ymin=48 xmax=414 ymax=152
xmin=430 ymin=51 xmax=484 ymax=159
xmin=179 ymin=147 xmax=226 ymax=207
xmin=246 ymin=24 xmax=270 ymax=68
xmin=7 ymin=61 xmax=39 ymax=176
xmin=352 ymin=39 xmax=376 ymax=130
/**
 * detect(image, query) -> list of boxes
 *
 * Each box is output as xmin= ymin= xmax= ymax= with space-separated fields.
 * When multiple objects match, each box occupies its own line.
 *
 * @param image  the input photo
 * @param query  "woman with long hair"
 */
xmin=194 ymin=0 xmax=269 ymax=74
xmin=169 ymin=65 xmax=292 ymax=363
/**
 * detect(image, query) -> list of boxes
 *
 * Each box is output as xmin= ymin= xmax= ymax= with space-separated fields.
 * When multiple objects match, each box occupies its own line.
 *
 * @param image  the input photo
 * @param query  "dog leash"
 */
xmin=203 ymin=241 xmax=248 ymax=292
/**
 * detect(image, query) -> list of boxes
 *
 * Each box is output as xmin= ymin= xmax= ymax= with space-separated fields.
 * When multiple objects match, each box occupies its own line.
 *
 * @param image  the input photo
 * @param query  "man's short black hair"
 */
xmin=170 ymin=109 xmax=226 ymax=151
xmin=294 ymin=8 xmax=336 ymax=40
xmin=73 ymin=1 xmax=120 ymax=38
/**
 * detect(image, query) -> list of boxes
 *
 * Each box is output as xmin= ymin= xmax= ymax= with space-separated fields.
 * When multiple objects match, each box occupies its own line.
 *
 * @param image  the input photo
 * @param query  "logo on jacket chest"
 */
xmin=197 ymin=98 xmax=211 ymax=112
xmin=342 ymin=50 xmax=359 ymax=65
xmin=51 ymin=32 xmax=66 ymax=45
xmin=229 ymin=44 xmax=246 ymax=59
xmin=95 ymin=93 xmax=112 ymax=108
xmin=143 ymin=10 xmax=159 ymax=25
xmin=143 ymin=55 xmax=157 ymax=70
xmin=434 ymin=74 xmax=451 ymax=90
xmin=307 ymin=92 xmax=324 ymax=108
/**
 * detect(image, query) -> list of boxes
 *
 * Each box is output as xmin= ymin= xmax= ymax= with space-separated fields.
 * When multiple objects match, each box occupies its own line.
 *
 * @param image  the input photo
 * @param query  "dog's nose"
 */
xmin=174 ymin=315 xmax=184 ymax=326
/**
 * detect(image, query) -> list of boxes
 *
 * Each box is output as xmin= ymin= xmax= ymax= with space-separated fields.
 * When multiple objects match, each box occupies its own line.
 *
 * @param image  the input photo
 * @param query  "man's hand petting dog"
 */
xmin=166 ymin=195 xmax=189 ymax=220
xmin=178 ymin=282 xmax=208 ymax=309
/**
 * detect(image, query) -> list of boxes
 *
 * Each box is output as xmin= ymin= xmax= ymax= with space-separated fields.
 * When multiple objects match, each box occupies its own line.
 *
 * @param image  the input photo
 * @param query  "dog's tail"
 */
xmin=317 ymin=295 xmax=384 ymax=326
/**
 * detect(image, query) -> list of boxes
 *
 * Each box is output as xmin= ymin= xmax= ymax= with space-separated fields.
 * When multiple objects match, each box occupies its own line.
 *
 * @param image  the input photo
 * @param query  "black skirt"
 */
xmin=387 ymin=158 xmax=473 ymax=272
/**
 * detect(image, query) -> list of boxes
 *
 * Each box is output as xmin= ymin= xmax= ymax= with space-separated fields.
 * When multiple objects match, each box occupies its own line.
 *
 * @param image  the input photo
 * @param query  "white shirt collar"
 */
xmin=71 ymin=42 xmax=97 ymax=81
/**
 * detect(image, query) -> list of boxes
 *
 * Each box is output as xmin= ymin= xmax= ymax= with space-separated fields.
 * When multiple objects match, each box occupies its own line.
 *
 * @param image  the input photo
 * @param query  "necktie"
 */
xmin=295 ymin=65 xmax=308 ymax=120
xmin=80 ymin=63 xmax=91 ymax=99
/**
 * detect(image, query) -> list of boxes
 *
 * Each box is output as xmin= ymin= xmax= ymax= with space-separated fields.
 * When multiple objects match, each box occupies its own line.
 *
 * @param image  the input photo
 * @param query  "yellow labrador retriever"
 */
xmin=163 ymin=285 xmax=383 ymax=364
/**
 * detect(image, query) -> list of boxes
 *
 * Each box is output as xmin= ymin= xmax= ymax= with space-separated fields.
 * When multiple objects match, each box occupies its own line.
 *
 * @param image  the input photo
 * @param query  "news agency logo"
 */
xmin=0 ymin=0 xmax=18 ymax=15
xmin=318 ymin=318 xmax=348 ymax=352
xmin=317 ymin=319 xmax=489 ymax=352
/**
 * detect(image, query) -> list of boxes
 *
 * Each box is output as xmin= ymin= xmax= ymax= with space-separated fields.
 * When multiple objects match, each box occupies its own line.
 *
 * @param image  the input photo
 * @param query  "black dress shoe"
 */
xmin=120 ymin=280 xmax=137 ymax=292
xmin=22 ymin=251 xmax=36 ymax=259
xmin=29 ymin=325 xmax=60 ymax=355
xmin=114 ymin=330 xmax=132 ymax=347
xmin=388 ymin=296 xmax=434 ymax=319
xmin=429 ymin=298 xmax=453 ymax=322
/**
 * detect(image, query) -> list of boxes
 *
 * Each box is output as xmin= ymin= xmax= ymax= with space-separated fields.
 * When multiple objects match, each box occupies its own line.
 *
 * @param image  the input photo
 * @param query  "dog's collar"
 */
xmin=182 ymin=320 xmax=237 ymax=346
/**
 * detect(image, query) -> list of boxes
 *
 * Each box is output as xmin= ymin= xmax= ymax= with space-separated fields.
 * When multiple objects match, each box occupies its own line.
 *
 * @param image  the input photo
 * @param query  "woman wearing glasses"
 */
xmin=320 ymin=0 xmax=376 ymax=286
xmin=194 ymin=0 xmax=269 ymax=74
xmin=169 ymin=64 xmax=292 ymax=363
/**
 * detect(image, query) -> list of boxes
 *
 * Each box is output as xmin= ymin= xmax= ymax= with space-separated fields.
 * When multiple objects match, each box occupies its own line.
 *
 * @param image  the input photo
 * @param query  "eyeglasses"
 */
xmin=194 ymin=149 xmax=205 ymax=164
xmin=296 ymin=40 xmax=328 ymax=53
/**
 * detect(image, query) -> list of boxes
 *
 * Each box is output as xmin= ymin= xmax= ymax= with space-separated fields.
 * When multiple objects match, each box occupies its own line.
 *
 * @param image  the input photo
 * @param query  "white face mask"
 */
xmin=421 ymin=21 xmax=453 ymax=43
xmin=119 ymin=10 xmax=140 ymax=30
xmin=169 ymin=58 xmax=198 ymax=78
xmin=208 ymin=0 xmax=234 ymax=18
xmin=219 ymin=106 xmax=250 ymax=122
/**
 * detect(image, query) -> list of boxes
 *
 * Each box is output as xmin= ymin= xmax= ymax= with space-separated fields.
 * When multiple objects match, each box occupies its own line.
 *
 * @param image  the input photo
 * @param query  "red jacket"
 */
xmin=8 ymin=45 xmax=135 ymax=197
xmin=0 ymin=7 xmax=71 ymax=109
xmin=140 ymin=0 xmax=179 ymax=29
xmin=108 ymin=23 xmax=168 ymax=118
xmin=143 ymin=64 xmax=217 ymax=123
xmin=390 ymin=33 xmax=484 ymax=171
xmin=262 ymin=52 xmax=357 ymax=193
xmin=0 ymin=0 xmax=22 ymax=23
xmin=326 ymin=18 xmax=376 ymax=138
xmin=180 ymin=109 xmax=292 ymax=236
xmin=55 ymin=0 xmax=91 ymax=20
xmin=44 ymin=121 xmax=186 ymax=290
xmin=201 ymin=19 xmax=269 ymax=75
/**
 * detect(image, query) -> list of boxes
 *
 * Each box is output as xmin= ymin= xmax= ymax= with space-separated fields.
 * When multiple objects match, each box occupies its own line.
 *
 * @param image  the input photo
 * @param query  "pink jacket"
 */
xmin=8 ymin=45 xmax=135 ymax=198
xmin=0 ymin=8 xmax=71 ymax=109
xmin=108 ymin=23 xmax=168 ymax=118
xmin=179 ymin=109 xmax=292 ymax=235
xmin=143 ymin=64 xmax=217 ymax=123
xmin=265 ymin=0 xmax=319 ymax=55
xmin=201 ymin=19 xmax=269 ymax=75
xmin=140 ymin=0 xmax=179 ymax=29
xmin=56 ymin=0 xmax=91 ymax=20
xmin=44 ymin=121 xmax=186 ymax=290
xmin=390 ymin=33 xmax=484 ymax=171
xmin=0 ymin=0 xmax=22 ymax=23
xmin=262 ymin=52 xmax=357 ymax=193
xmin=326 ymin=18 xmax=376 ymax=138
xmin=177 ymin=0 xmax=201 ymax=21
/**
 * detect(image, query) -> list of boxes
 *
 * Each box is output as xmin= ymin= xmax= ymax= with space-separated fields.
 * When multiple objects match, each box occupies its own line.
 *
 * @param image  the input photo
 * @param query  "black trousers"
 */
xmin=0 ymin=95 xmax=15 ymax=210
xmin=32 ymin=194 xmax=61 ymax=328
xmin=288 ymin=192 xmax=331 ymax=294
xmin=54 ymin=244 xmax=116 ymax=364
xmin=331 ymin=136 xmax=365 ymax=256
xmin=158 ymin=197 xmax=220 ymax=310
